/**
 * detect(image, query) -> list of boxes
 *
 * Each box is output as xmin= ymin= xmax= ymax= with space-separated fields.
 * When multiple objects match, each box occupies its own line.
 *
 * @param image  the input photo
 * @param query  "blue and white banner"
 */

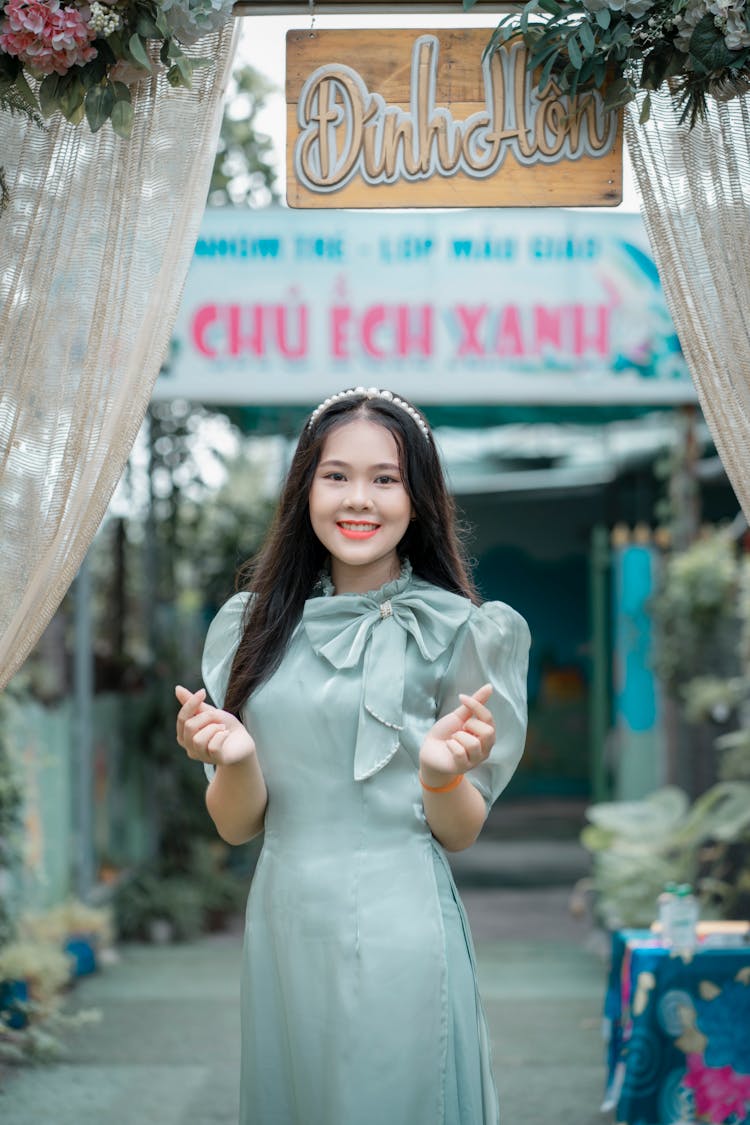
xmin=158 ymin=208 xmax=695 ymax=405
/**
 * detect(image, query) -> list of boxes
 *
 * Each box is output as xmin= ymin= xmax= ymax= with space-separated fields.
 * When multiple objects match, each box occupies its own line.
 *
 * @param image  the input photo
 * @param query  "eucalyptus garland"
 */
xmin=0 ymin=0 xmax=236 ymax=138
xmin=470 ymin=0 xmax=750 ymax=125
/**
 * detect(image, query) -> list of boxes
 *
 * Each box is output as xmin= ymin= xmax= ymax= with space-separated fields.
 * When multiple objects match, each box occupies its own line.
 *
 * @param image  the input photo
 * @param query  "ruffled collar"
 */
xmin=313 ymin=557 xmax=412 ymax=601
xmin=302 ymin=559 xmax=471 ymax=781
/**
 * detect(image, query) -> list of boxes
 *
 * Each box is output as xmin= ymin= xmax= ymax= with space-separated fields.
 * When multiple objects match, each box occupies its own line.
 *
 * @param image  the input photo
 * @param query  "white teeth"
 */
xmin=339 ymin=522 xmax=378 ymax=530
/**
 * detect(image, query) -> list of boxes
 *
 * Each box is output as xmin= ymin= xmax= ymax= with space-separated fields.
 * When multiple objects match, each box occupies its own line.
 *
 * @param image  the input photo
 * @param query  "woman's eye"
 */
xmin=324 ymin=472 xmax=346 ymax=481
xmin=375 ymin=475 xmax=398 ymax=485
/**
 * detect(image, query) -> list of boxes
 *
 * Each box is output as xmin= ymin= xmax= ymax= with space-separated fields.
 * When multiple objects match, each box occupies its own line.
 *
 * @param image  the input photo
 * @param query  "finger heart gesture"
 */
xmin=419 ymin=684 xmax=495 ymax=784
xmin=175 ymin=684 xmax=256 ymax=767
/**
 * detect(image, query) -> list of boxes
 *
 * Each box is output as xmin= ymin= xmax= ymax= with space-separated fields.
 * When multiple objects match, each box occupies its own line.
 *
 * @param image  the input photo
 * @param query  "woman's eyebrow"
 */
xmin=319 ymin=460 xmax=401 ymax=471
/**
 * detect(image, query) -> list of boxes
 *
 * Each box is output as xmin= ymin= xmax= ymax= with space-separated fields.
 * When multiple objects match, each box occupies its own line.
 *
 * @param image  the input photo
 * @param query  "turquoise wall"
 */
xmin=8 ymin=695 xmax=154 ymax=911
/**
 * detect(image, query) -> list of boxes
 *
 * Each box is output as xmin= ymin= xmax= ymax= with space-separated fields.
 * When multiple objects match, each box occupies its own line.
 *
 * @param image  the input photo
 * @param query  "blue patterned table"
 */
xmin=604 ymin=929 xmax=750 ymax=1125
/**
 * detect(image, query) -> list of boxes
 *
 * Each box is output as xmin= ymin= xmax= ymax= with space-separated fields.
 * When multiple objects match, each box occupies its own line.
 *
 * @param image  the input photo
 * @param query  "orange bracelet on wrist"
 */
xmin=419 ymin=772 xmax=464 ymax=794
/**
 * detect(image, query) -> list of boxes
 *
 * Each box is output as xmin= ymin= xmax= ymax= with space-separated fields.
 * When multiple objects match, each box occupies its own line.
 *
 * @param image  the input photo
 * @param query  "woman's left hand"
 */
xmin=419 ymin=683 xmax=495 ymax=786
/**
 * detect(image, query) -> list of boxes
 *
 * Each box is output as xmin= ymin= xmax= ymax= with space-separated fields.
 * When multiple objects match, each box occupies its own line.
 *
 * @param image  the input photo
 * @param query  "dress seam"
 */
xmin=427 ymin=841 xmax=449 ymax=1125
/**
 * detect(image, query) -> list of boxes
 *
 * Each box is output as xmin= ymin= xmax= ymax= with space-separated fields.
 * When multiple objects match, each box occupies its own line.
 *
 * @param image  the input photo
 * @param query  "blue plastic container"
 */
xmin=0 ymin=979 xmax=29 ymax=1029
xmin=64 ymin=937 xmax=97 ymax=977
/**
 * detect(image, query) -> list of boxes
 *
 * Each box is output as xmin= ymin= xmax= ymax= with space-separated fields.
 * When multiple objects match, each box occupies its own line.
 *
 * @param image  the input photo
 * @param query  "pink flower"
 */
xmin=0 ymin=0 xmax=97 ymax=77
xmin=683 ymin=1052 xmax=750 ymax=1123
xmin=109 ymin=59 xmax=146 ymax=88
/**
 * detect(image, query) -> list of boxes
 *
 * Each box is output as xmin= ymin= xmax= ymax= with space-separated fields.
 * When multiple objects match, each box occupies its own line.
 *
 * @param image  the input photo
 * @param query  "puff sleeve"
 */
xmin=200 ymin=591 xmax=253 ymax=779
xmin=201 ymin=591 xmax=253 ymax=707
xmin=436 ymin=601 xmax=530 ymax=816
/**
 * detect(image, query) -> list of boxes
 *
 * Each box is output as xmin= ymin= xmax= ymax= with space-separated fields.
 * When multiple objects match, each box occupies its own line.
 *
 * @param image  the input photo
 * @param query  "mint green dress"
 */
xmin=201 ymin=561 xmax=530 ymax=1125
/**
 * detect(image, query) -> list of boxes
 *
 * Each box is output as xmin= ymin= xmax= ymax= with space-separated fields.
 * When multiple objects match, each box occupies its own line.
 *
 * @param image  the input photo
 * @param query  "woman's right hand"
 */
xmin=175 ymin=684 xmax=256 ymax=767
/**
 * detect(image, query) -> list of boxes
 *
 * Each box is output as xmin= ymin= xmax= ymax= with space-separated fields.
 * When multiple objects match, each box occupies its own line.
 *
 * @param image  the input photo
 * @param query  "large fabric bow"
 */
xmin=302 ymin=580 xmax=471 ymax=780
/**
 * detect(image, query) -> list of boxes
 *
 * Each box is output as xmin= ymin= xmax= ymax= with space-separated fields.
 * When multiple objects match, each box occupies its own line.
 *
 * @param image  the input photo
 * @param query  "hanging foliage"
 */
xmin=470 ymin=0 xmax=750 ymax=125
xmin=0 ymin=0 xmax=236 ymax=137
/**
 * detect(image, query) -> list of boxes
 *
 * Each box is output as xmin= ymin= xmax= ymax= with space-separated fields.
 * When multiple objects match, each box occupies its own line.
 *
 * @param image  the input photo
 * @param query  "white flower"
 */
xmin=159 ymin=0 xmax=235 ymax=46
xmin=724 ymin=6 xmax=750 ymax=46
xmin=674 ymin=0 xmax=709 ymax=51
xmin=622 ymin=0 xmax=657 ymax=17
xmin=88 ymin=0 xmax=121 ymax=35
xmin=581 ymin=0 xmax=657 ymax=17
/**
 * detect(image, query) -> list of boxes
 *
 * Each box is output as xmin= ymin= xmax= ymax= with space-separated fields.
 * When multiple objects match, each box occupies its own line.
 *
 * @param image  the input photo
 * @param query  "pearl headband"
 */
xmin=306 ymin=386 xmax=431 ymax=443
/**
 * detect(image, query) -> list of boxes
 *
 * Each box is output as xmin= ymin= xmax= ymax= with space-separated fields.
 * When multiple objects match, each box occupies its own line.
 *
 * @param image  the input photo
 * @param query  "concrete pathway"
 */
xmin=0 ymin=882 xmax=609 ymax=1125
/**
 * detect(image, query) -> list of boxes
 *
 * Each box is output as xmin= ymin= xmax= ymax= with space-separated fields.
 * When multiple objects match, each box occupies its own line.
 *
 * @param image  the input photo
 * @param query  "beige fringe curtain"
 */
xmin=625 ymin=91 xmax=750 ymax=521
xmin=0 ymin=24 xmax=238 ymax=691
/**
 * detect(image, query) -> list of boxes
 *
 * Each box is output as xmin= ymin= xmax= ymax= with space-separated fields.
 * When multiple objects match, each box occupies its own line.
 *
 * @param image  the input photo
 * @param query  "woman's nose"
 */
xmin=344 ymin=482 xmax=373 ymax=509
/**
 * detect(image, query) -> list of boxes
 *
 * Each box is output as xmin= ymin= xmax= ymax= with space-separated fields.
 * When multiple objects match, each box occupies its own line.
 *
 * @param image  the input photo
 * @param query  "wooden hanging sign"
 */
xmin=286 ymin=28 xmax=623 ymax=208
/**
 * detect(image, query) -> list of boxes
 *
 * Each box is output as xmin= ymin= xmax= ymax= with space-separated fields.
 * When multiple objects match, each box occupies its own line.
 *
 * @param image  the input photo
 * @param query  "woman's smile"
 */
xmin=337 ymin=520 xmax=381 ymax=539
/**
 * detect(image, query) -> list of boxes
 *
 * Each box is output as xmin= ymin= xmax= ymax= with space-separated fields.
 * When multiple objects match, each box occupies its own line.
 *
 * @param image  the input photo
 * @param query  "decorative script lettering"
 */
xmin=294 ymin=36 xmax=617 ymax=193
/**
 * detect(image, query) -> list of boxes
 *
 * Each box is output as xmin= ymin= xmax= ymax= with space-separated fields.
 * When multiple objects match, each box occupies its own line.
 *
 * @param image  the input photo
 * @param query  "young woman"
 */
xmin=175 ymin=387 xmax=530 ymax=1125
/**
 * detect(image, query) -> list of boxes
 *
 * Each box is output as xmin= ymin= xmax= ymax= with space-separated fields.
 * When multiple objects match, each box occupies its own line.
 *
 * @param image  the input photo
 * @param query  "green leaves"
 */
xmin=0 ymin=82 xmax=46 ymax=132
xmin=79 ymin=54 xmax=109 ymax=92
xmin=111 ymin=98 xmax=134 ymax=140
xmin=34 ymin=71 xmax=85 ymax=124
xmin=153 ymin=8 xmax=169 ymax=38
xmin=488 ymin=0 xmax=619 ymax=99
xmin=13 ymin=70 xmax=38 ymax=113
xmin=0 ymin=53 xmax=22 ymax=89
xmin=167 ymin=53 xmax=193 ymax=90
xmin=136 ymin=11 xmax=161 ymax=39
xmin=689 ymin=13 xmax=736 ymax=75
xmin=579 ymin=20 xmax=596 ymax=56
xmin=59 ymin=78 xmax=85 ymax=123
xmin=0 ymin=0 xmax=240 ymax=144
xmin=85 ymin=82 xmax=115 ymax=133
xmin=603 ymin=75 xmax=635 ymax=109
xmin=128 ymin=33 xmax=153 ymax=72
xmin=567 ymin=32 xmax=583 ymax=69
xmin=641 ymin=42 xmax=682 ymax=91
xmin=158 ymin=37 xmax=205 ymax=90
xmin=80 ymin=79 xmax=133 ymax=135
xmin=539 ymin=47 xmax=561 ymax=92
xmin=639 ymin=91 xmax=652 ymax=124
xmin=1 ymin=27 xmax=139 ymax=137
xmin=37 ymin=74 xmax=132 ymax=135
xmin=166 ymin=65 xmax=184 ymax=89
xmin=38 ymin=74 xmax=64 ymax=119
xmin=476 ymin=0 xmax=742 ymax=133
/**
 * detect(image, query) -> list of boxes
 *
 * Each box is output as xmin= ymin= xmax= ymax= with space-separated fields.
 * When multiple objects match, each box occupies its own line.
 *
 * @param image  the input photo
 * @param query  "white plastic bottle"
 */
xmin=658 ymin=882 xmax=677 ymax=945
xmin=669 ymin=884 xmax=699 ymax=952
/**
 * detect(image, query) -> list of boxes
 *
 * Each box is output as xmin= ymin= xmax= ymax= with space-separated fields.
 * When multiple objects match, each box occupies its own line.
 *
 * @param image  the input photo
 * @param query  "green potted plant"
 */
xmin=186 ymin=843 xmax=247 ymax=932
xmin=581 ymin=782 xmax=750 ymax=929
xmin=113 ymin=869 xmax=204 ymax=943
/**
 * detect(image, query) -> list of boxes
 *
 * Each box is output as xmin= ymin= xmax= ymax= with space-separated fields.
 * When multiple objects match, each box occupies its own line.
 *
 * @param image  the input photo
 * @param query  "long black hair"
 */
xmin=222 ymin=391 xmax=478 ymax=717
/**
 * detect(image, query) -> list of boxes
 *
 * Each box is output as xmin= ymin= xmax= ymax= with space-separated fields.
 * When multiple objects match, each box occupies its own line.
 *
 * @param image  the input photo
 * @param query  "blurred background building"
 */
xmin=2 ymin=49 xmax=746 ymax=937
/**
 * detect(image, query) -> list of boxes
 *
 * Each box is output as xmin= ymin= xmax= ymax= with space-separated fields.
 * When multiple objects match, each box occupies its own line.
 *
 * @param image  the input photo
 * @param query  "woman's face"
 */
xmin=308 ymin=416 xmax=414 ymax=593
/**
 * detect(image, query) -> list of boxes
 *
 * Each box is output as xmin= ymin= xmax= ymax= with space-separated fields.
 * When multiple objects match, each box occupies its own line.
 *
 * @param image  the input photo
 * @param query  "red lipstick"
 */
xmin=337 ymin=522 xmax=380 ymax=540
